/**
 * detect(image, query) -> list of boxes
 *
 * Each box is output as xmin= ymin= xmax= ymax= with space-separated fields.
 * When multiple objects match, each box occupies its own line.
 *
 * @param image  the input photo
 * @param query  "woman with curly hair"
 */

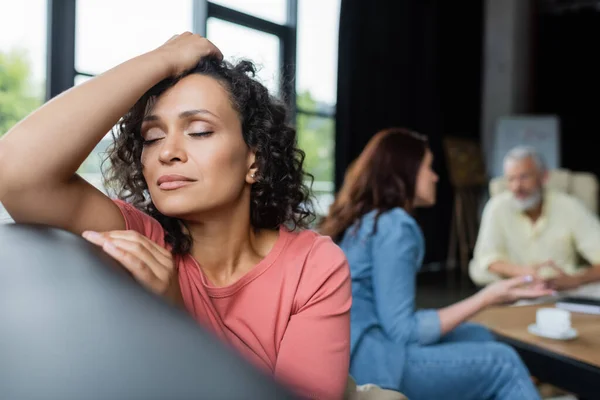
xmin=0 ymin=33 xmax=351 ymax=399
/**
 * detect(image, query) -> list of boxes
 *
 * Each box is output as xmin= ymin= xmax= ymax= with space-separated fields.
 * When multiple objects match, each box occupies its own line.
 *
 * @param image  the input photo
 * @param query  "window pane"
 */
xmin=297 ymin=113 xmax=335 ymax=215
xmin=79 ymin=139 xmax=112 ymax=193
xmin=74 ymin=74 xmax=112 ymax=192
xmin=76 ymin=0 xmax=193 ymax=75
xmin=0 ymin=1 xmax=47 ymax=136
xmin=296 ymin=0 xmax=340 ymax=110
xmin=207 ymin=17 xmax=280 ymax=95
xmin=210 ymin=0 xmax=287 ymax=24
xmin=74 ymin=74 xmax=92 ymax=86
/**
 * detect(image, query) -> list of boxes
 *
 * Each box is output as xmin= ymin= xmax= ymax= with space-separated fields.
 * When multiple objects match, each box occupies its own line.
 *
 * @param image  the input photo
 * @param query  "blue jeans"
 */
xmin=401 ymin=323 xmax=541 ymax=400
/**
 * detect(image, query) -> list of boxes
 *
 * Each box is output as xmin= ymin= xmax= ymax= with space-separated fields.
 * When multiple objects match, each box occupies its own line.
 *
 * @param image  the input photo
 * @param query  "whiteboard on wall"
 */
xmin=492 ymin=115 xmax=560 ymax=178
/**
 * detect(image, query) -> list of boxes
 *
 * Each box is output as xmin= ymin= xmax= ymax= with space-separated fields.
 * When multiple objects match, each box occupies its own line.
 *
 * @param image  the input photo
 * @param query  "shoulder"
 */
xmin=286 ymin=229 xmax=348 ymax=272
xmin=341 ymin=208 xmax=421 ymax=247
xmin=283 ymin=229 xmax=351 ymax=306
xmin=546 ymin=191 xmax=592 ymax=221
xmin=377 ymin=208 xmax=418 ymax=230
xmin=483 ymin=191 xmax=513 ymax=214
xmin=548 ymin=190 xmax=584 ymax=209
xmin=112 ymin=199 xmax=166 ymax=247
xmin=370 ymin=208 xmax=421 ymax=245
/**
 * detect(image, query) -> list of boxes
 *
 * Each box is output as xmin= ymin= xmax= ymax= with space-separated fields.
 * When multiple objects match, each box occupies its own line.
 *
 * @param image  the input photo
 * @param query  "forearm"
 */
xmin=578 ymin=265 xmax=600 ymax=285
xmin=489 ymin=261 xmax=533 ymax=278
xmin=0 ymin=51 xmax=170 ymax=191
xmin=437 ymin=292 xmax=489 ymax=335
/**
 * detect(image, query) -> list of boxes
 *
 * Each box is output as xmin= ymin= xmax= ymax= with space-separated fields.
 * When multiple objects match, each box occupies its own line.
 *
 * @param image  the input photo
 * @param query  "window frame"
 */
xmin=47 ymin=0 xmax=336 ymax=209
xmin=47 ymin=0 xmax=298 ymax=111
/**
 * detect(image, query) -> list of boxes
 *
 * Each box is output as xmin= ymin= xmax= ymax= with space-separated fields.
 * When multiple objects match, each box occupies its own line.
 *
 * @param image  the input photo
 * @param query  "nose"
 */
xmin=509 ymin=180 xmax=523 ymax=194
xmin=158 ymin=134 xmax=188 ymax=164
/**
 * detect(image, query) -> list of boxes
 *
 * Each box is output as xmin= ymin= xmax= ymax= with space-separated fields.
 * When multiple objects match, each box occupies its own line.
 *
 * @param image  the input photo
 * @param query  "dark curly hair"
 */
xmin=103 ymin=56 xmax=314 ymax=254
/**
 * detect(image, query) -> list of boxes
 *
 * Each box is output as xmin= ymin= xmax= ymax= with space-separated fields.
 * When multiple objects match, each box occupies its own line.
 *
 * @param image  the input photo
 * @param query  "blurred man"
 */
xmin=469 ymin=146 xmax=600 ymax=291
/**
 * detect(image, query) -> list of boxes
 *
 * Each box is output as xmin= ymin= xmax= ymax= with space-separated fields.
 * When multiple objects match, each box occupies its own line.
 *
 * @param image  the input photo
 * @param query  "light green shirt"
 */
xmin=469 ymin=190 xmax=600 ymax=285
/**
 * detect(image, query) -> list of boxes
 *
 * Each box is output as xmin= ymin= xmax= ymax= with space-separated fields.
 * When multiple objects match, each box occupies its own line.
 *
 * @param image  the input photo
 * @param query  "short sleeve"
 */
xmin=112 ymin=199 xmax=166 ymax=248
xmin=570 ymin=199 xmax=600 ymax=265
xmin=274 ymin=235 xmax=351 ymax=399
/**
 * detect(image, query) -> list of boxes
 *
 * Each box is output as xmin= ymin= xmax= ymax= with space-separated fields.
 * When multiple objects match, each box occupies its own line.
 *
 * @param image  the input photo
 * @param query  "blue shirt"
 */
xmin=339 ymin=208 xmax=441 ymax=390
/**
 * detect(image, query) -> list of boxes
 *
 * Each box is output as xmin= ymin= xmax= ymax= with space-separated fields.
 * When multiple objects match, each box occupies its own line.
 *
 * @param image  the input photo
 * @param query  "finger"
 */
xmin=102 ymin=230 xmax=172 ymax=260
xmin=545 ymin=262 xmax=564 ymax=274
xmin=529 ymin=282 xmax=551 ymax=291
xmin=206 ymin=38 xmax=224 ymax=61
xmin=109 ymin=238 xmax=171 ymax=281
xmin=83 ymin=230 xmax=172 ymax=265
xmin=189 ymin=34 xmax=222 ymax=60
xmin=102 ymin=241 xmax=161 ymax=290
xmin=511 ymin=288 xmax=556 ymax=299
xmin=505 ymin=275 xmax=534 ymax=288
xmin=82 ymin=230 xmax=108 ymax=247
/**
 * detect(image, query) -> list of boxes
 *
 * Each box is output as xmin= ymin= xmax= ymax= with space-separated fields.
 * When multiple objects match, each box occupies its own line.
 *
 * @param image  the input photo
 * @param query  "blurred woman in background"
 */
xmin=320 ymin=128 xmax=552 ymax=400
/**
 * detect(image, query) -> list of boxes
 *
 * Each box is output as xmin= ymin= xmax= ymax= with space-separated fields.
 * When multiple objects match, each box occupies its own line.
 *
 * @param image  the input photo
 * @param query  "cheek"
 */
xmin=140 ymin=149 xmax=150 ymax=168
xmin=190 ymin=140 xmax=249 ymax=181
xmin=140 ymin=148 xmax=156 ymax=181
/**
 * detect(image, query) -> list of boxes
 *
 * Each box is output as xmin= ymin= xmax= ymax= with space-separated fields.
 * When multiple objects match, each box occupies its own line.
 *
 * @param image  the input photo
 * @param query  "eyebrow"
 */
xmin=142 ymin=109 xmax=218 ymax=122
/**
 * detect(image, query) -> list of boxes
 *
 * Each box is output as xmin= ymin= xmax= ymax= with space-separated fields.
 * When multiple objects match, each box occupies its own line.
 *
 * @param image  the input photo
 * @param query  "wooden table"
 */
xmin=471 ymin=304 xmax=600 ymax=399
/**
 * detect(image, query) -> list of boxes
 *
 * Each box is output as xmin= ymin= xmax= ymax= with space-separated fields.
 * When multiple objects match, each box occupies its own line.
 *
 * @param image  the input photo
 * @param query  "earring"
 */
xmin=251 ymin=173 xmax=256 ymax=178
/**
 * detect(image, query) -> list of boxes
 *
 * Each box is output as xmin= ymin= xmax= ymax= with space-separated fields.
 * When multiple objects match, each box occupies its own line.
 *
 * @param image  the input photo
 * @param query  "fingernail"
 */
xmin=551 ymin=290 xmax=559 ymax=296
xmin=524 ymin=275 xmax=533 ymax=282
xmin=82 ymin=231 xmax=101 ymax=240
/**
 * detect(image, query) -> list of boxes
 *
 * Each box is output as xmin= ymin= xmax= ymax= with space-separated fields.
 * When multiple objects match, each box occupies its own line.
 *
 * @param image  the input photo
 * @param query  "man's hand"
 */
xmin=546 ymin=271 xmax=584 ymax=291
xmin=533 ymin=262 xmax=583 ymax=291
xmin=532 ymin=260 xmax=561 ymax=279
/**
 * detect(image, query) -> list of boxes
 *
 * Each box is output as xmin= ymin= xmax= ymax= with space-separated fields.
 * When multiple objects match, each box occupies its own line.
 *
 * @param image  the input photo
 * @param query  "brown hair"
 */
xmin=319 ymin=128 xmax=428 ymax=241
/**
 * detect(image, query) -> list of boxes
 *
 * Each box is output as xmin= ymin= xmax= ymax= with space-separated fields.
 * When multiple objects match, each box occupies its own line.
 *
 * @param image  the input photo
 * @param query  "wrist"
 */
xmin=573 ymin=272 xmax=588 ymax=286
xmin=141 ymin=49 xmax=174 ymax=80
xmin=473 ymin=289 xmax=494 ymax=310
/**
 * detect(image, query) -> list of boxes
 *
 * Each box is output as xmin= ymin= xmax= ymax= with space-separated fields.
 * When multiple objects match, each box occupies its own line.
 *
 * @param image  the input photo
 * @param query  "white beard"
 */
xmin=512 ymin=190 xmax=542 ymax=211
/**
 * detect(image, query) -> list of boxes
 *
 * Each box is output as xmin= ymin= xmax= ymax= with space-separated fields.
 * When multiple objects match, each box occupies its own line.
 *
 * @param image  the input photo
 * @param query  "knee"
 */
xmin=464 ymin=323 xmax=495 ymax=341
xmin=485 ymin=342 xmax=524 ymax=367
xmin=453 ymin=323 xmax=496 ymax=342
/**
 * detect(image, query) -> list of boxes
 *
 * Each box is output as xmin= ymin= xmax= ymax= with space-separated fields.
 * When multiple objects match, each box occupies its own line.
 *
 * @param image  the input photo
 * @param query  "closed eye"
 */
xmin=142 ymin=138 xmax=163 ymax=146
xmin=189 ymin=131 xmax=213 ymax=138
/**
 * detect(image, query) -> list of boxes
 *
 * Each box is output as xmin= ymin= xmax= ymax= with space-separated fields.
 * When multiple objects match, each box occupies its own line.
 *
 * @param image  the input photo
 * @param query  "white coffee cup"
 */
xmin=536 ymin=308 xmax=571 ymax=336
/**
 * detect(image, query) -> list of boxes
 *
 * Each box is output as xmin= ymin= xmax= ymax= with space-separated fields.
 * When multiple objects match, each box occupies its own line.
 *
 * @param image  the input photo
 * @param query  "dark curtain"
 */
xmin=533 ymin=9 xmax=600 ymax=179
xmin=335 ymin=0 xmax=484 ymax=265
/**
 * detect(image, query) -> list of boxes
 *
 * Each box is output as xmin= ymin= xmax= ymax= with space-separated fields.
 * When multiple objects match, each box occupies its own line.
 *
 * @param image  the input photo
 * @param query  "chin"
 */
xmin=152 ymin=195 xmax=203 ymax=218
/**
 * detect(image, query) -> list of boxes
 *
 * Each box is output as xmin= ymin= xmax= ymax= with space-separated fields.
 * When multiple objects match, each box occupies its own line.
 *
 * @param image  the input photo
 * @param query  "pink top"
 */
xmin=115 ymin=200 xmax=352 ymax=399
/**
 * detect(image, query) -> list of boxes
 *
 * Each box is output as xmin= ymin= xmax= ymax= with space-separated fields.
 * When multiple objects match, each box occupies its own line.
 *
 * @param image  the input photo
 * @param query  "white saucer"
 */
xmin=527 ymin=324 xmax=578 ymax=340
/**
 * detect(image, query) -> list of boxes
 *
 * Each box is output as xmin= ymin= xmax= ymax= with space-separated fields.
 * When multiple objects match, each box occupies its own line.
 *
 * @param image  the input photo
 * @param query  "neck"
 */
xmin=185 ymin=199 xmax=277 ymax=287
xmin=524 ymin=199 xmax=544 ymax=221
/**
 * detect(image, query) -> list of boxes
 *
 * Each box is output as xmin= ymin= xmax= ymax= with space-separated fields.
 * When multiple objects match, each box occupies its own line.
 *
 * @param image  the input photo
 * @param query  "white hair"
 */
xmin=503 ymin=145 xmax=547 ymax=172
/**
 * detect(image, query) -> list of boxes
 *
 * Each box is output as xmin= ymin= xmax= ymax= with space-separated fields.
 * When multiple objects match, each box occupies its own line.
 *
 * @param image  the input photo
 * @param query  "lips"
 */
xmin=156 ymin=174 xmax=196 ymax=190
